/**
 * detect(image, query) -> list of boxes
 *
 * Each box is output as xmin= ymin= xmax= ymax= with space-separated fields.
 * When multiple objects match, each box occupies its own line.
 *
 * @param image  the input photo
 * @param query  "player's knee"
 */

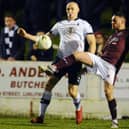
xmin=68 ymin=85 xmax=78 ymax=98
xmin=69 ymin=90 xmax=77 ymax=98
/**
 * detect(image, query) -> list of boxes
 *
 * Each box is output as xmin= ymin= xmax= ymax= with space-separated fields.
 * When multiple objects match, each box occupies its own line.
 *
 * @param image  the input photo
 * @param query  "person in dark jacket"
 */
xmin=0 ymin=13 xmax=25 ymax=60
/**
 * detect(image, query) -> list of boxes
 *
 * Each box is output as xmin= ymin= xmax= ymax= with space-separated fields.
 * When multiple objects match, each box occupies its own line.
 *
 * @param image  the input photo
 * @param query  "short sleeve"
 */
xmin=50 ymin=23 xmax=59 ymax=36
xmin=83 ymin=22 xmax=94 ymax=35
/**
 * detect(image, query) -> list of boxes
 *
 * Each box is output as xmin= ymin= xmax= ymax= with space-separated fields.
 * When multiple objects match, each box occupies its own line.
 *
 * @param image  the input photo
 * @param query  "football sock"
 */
xmin=73 ymin=93 xmax=81 ymax=111
xmin=108 ymin=99 xmax=117 ymax=120
xmin=39 ymin=91 xmax=52 ymax=117
xmin=55 ymin=54 xmax=76 ymax=70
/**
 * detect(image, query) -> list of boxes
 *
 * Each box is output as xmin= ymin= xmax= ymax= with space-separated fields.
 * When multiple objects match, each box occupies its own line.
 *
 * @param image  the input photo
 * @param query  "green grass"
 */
xmin=0 ymin=116 xmax=129 ymax=129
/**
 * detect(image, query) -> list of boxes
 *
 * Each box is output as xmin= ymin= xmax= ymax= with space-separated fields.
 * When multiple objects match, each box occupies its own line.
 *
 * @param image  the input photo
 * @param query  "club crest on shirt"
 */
xmin=108 ymin=37 xmax=119 ymax=44
xmin=68 ymin=27 xmax=74 ymax=34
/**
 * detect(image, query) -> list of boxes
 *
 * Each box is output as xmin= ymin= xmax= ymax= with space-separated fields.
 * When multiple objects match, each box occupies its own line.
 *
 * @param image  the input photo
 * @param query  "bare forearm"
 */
xmin=17 ymin=28 xmax=38 ymax=42
xmin=24 ymin=33 xmax=38 ymax=42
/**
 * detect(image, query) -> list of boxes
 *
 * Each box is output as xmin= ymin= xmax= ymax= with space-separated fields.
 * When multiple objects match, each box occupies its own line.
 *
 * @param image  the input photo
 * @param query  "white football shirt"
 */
xmin=50 ymin=18 xmax=93 ymax=58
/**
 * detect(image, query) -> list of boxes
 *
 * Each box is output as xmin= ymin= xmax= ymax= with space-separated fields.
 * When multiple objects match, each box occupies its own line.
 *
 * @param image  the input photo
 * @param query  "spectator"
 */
xmin=0 ymin=13 xmax=25 ymax=61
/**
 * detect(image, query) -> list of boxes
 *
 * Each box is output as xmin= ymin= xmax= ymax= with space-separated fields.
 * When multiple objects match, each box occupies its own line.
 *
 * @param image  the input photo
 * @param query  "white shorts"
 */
xmin=87 ymin=53 xmax=116 ymax=85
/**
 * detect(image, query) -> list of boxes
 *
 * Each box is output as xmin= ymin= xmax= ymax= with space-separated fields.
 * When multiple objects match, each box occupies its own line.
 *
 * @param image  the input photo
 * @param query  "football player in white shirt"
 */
xmin=17 ymin=1 xmax=96 ymax=124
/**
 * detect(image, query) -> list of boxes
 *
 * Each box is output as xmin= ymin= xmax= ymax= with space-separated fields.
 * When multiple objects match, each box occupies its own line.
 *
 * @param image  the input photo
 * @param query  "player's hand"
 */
xmin=17 ymin=28 xmax=27 ymax=37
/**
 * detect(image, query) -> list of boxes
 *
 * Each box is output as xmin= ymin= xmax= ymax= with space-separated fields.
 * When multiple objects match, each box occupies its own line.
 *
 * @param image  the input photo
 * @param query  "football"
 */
xmin=36 ymin=35 xmax=52 ymax=50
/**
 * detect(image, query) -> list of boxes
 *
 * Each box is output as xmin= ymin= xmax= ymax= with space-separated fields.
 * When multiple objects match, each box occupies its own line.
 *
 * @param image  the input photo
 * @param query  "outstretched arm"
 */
xmin=17 ymin=28 xmax=38 ymax=42
xmin=17 ymin=28 xmax=53 ymax=43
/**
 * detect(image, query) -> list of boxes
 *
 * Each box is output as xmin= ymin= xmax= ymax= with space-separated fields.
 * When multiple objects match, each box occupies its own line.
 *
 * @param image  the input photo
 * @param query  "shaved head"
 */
xmin=66 ymin=1 xmax=80 ymax=20
xmin=66 ymin=1 xmax=79 ymax=9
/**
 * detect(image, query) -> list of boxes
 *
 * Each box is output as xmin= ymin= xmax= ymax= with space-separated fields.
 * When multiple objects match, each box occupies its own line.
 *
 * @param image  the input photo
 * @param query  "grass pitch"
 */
xmin=0 ymin=116 xmax=129 ymax=129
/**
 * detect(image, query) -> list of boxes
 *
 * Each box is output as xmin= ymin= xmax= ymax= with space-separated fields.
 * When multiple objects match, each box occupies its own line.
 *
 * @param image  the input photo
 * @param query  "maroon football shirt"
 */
xmin=101 ymin=30 xmax=129 ymax=73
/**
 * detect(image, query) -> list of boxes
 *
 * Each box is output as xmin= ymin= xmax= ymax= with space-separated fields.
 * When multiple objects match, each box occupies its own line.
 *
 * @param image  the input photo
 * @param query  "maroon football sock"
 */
xmin=108 ymin=99 xmax=117 ymax=120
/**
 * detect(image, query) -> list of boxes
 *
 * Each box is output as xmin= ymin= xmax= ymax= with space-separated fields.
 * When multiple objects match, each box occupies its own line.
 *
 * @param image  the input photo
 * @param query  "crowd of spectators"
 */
xmin=0 ymin=0 xmax=128 ymax=61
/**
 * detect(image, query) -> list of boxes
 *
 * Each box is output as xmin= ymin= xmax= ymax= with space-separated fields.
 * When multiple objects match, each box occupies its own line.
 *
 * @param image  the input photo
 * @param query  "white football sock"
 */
xmin=39 ymin=91 xmax=52 ymax=117
xmin=73 ymin=93 xmax=81 ymax=110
